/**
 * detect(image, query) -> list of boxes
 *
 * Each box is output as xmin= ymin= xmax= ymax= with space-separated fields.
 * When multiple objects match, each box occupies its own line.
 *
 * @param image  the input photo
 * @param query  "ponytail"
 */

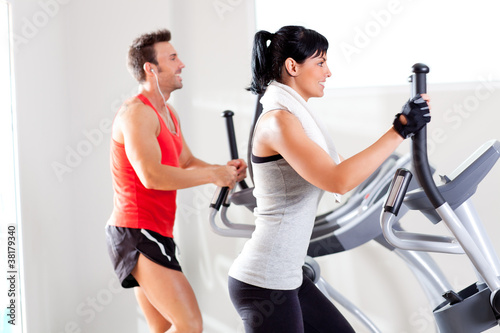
xmin=247 ymin=26 xmax=329 ymax=95
xmin=248 ymin=30 xmax=273 ymax=94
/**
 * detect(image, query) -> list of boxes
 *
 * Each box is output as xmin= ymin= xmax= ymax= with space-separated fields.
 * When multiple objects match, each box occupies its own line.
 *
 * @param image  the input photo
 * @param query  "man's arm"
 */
xmin=116 ymin=101 xmax=238 ymax=191
xmin=178 ymin=135 xmax=247 ymax=183
xmin=170 ymin=103 xmax=247 ymax=182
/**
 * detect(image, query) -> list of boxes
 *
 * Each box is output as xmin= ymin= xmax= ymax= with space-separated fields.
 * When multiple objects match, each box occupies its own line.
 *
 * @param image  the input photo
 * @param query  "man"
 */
xmin=106 ymin=29 xmax=246 ymax=333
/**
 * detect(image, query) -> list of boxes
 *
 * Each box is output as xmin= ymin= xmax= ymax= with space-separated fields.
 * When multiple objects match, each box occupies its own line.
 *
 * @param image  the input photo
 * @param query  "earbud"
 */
xmin=151 ymin=69 xmax=155 ymax=73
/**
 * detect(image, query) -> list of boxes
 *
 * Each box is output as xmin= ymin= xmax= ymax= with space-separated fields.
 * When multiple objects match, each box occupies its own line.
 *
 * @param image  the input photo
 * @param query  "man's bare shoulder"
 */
xmin=113 ymin=96 xmax=159 ymax=142
xmin=117 ymin=96 xmax=151 ymax=120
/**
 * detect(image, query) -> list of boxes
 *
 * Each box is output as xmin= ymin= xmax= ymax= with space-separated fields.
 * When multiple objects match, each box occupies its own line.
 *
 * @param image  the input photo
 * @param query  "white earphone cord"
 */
xmin=153 ymin=71 xmax=177 ymax=135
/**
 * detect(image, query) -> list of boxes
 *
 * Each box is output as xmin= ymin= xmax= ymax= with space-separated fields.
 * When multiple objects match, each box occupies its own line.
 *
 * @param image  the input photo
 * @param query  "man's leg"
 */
xmin=132 ymin=253 xmax=203 ymax=333
xmin=135 ymin=287 xmax=172 ymax=333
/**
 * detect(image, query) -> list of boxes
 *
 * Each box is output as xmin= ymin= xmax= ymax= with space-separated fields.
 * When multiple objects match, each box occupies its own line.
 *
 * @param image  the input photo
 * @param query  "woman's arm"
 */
xmin=253 ymin=110 xmax=403 ymax=194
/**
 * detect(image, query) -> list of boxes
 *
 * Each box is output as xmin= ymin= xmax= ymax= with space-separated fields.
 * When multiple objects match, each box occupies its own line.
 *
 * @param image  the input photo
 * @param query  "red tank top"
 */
xmin=108 ymin=94 xmax=183 ymax=238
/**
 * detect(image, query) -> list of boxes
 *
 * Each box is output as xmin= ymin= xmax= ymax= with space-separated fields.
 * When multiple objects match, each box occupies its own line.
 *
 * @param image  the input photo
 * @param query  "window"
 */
xmin=255 ymin=0 xmax=500 ymax=88
xmin=0 ymin=1 xmax=23 ymax=332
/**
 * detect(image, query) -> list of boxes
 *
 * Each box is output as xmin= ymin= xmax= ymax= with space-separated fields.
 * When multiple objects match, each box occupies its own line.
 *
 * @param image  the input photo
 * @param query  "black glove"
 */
xmin=393 ymin=94 xmax=431 ymax=139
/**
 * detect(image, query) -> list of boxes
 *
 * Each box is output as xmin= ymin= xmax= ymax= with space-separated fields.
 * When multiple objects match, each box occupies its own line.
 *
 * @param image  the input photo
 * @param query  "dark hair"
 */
xmin=127 ymin=29 xmax=172 ymax=83
xmin=248 ymin=25 xmax=329 ymax=94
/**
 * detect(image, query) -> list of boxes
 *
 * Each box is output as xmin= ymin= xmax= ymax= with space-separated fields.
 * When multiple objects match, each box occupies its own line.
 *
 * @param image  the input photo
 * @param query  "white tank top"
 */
xmin=228 ymin=153 xmax=323 ymax=290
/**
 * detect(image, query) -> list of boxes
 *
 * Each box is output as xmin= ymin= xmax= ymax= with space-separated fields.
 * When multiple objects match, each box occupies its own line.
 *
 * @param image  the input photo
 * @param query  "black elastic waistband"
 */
xmin=251 ymin=153 xmax=283 ymax=163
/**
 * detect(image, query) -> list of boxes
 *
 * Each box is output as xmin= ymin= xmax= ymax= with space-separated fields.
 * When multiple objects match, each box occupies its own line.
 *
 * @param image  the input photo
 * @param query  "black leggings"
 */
xmin=228 ymin=274 xmax=355 ymax=333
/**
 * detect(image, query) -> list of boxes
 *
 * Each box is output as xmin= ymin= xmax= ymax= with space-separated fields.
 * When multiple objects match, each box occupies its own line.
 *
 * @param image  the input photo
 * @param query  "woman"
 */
xmin=227 ymin=25 xmax=430 ymax=332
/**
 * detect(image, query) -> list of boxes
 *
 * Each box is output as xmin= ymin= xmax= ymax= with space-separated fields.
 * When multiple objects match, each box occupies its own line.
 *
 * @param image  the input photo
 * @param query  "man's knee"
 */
xmin=190 ymin=319 xmax=203 ymax=333
xmin=174 ymin=317 xmax=202 ymax=333
xmin=149 ymin=322 xmax=171 ymax=333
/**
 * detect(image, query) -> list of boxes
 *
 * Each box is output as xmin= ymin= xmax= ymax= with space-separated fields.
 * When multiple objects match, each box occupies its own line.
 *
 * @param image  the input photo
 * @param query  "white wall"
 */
xmin=12 ymin=0 xmax=166 ymax=332
xmin=11 ymin=0 xmax=255 ymax=332
xmin=10 ymin=0 xmax=500 ymax=333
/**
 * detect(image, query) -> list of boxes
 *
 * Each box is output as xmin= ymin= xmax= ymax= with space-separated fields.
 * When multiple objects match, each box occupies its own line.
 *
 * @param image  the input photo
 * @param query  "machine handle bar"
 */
xmin=222 ymin=110 xmax=249 ymax=190
xmin=210 ymin=110 xmax=249 ymax=211
xmin=410 ymin=63 xmax=445 ymax=208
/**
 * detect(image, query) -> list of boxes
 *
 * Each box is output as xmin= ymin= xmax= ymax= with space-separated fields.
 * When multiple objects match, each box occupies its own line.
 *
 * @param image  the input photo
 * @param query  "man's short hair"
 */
xmin=127 ymin=29 xmax=171 ymax=83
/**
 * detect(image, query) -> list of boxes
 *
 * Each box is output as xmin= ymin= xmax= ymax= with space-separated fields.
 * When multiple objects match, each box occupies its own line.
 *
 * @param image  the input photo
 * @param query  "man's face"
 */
xmin=153 ymin=41 xmax=185 ymax=92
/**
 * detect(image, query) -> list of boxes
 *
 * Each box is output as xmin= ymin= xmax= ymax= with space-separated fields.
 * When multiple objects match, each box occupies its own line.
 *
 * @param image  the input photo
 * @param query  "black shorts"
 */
xmin=105 ymin=225 xmax=182 ymax=288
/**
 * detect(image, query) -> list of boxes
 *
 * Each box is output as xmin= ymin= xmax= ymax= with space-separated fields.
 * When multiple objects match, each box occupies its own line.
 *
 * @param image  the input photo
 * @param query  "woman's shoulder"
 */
xmin=259 ymin=109 xmax=302 ymax=134
xmin=260 ymin=109 xmax=295 ymax=124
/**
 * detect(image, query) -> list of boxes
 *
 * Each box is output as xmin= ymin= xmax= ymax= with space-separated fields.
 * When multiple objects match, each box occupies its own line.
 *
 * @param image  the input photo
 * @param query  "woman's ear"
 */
xmin=284 ymin=57 xmax=299 ymax=77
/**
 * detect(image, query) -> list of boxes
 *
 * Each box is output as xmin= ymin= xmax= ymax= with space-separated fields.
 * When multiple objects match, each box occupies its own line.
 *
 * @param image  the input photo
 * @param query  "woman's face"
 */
xmin=292 ymin=52 xmax=331 ymax=101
